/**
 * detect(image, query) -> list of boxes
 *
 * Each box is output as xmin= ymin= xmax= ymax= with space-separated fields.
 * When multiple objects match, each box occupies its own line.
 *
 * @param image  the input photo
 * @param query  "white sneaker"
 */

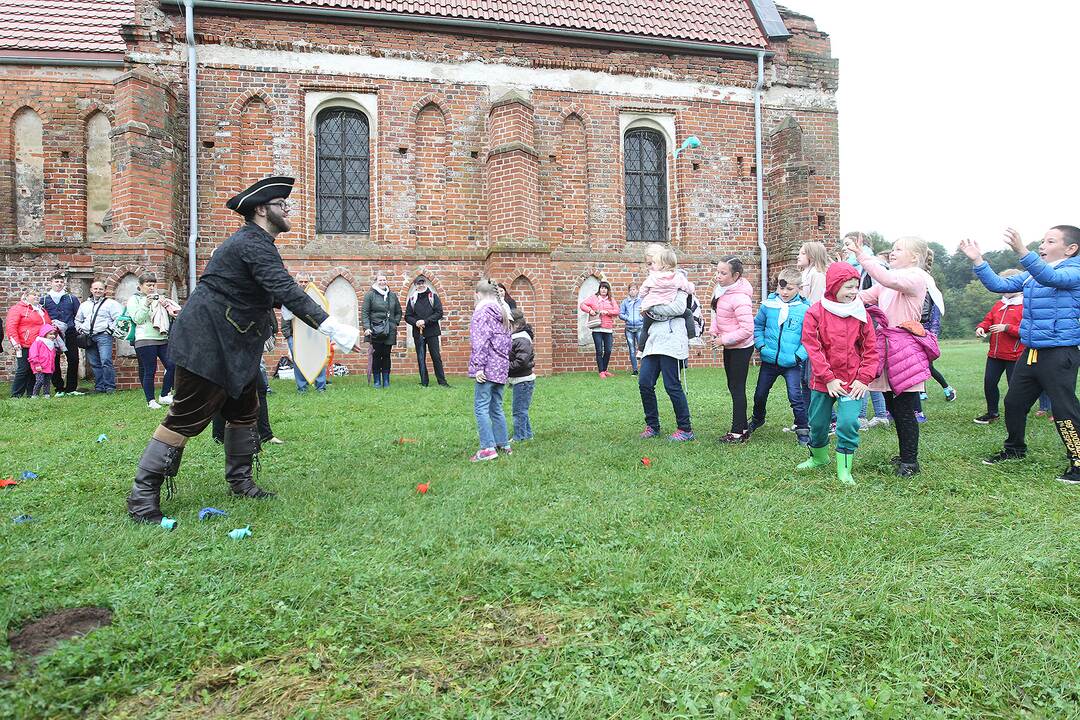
xmin=148 ymin=400 xmax=163 ymax=409
xmin=68 ymin=390 xmax=85 ymax=396
xmin=158 ymin=393 xmax=174 ymax=405
xmin=866 ymin=416 xmax=890 ymax=428
xmin=55 ymin=392 xmax=65 ymax=397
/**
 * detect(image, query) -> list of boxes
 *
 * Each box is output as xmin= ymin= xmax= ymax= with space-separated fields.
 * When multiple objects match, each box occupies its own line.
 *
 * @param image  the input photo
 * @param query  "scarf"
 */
xmin=761 ymin=297 xmax=791 ymax=325
xmin=821 ymin=297 xmax=867 ymax=323
xmin=371 ymin=284 xmax=389 ymax=299
xmin=47 ymin=290 xmax=65 ymax=305
xmin=1000 ymin=294 xmax=1023 ymax=307
xmin=712 ymin=282 xmax=732 ymax=301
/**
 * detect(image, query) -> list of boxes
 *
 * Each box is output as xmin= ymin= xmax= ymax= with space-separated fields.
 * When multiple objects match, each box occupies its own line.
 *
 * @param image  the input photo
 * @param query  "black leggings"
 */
xmin=984 ymin=357 xmax=1016 ymax=415
xmin=929 ymin=362 xmax=949 ymax=389
xmin=371 ymin=343 xmax=392 ymax=375
xmin=723 ymin=346 xmax=754 ymax=433
xmin=884 ymin=391 xmax=920 ymax=464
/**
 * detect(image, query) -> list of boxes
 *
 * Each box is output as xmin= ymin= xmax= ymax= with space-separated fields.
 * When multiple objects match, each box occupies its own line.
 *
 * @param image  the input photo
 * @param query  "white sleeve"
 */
xmin=317 ymin=318 xmax=360 ymax=353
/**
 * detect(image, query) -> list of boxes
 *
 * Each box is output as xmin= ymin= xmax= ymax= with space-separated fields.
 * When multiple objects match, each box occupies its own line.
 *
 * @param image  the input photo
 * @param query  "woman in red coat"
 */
xmin=973 ymin=268 xmax=1026 ymax=424
xmin=6 ymin=288 xmax=52 ymax=398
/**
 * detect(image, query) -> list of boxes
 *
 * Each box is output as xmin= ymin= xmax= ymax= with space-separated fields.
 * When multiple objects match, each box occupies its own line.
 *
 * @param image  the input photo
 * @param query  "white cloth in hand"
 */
xmin=318 ymin=318 xmax=360 ymax=352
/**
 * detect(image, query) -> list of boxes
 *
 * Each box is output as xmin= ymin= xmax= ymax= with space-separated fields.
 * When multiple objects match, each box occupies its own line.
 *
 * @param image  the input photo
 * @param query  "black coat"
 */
xmin=508 ymin=324 xmax=535 ymax=378
xmin=405 ymin=290 xmax=444 ymax=338
xmin=362 ymin=288 xmax=402 ymax=346
xmin=169 ymin=222 xmax=328 ymax=398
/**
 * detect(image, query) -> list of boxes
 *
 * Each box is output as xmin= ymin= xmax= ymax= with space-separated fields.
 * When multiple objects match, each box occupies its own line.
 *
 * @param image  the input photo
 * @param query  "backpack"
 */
xmin=686 ymin=291 xmax=705 ymax=340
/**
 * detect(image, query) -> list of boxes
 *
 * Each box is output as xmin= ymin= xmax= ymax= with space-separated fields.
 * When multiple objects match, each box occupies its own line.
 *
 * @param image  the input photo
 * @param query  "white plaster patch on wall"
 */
xmin=135 ymin=46 xmax=768 ymax=104
xmin=763 ymin=86 xmax=837 ymax=111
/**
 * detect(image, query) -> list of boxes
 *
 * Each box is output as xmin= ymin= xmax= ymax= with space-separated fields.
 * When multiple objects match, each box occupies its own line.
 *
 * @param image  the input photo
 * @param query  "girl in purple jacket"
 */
xmin=468 ymin=280 xmax=512 ymax=462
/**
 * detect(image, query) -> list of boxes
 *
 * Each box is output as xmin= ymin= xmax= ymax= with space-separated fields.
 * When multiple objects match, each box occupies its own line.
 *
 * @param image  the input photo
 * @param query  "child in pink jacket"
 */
xmin=635 ymin=243 xmax=696 ymax=353
xmin=29 ymin=324 xmax=59 ymax=398
xmin=710 ymin=256 xmax=756 ymax=442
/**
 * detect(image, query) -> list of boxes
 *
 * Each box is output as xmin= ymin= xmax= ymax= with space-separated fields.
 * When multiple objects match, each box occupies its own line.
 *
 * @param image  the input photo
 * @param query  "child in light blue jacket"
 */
xmin=747 ymin=267 xmax=811 ymax=444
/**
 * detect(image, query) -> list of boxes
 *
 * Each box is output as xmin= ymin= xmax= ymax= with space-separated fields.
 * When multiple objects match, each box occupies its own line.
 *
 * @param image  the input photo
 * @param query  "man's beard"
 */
xmin=268 ymin=212 xmax=290 ymax=234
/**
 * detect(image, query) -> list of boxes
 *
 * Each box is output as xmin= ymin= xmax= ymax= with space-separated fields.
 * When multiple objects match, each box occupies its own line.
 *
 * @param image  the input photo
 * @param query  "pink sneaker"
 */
xmin=469 ymin=448 xmax=498 ymax=462
xmin=639 ymin=426 xmax=660 ymax=439
xmin=602 ymin=371 xmax=614 ymax=378
xmin=598 ymin=372 xmax=607 ymax=379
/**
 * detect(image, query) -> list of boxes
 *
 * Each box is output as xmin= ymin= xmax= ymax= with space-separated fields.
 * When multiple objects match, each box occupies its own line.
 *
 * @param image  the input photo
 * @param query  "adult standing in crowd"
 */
xmin=405 ymin=275 xmax=450 ymax=387
xmin=579 ymin=280 xmax=621 ymax=378
xmin=638 ymin=280 xmax=695 ymax=441
xmin=126 ymin=176 xmax=361 ymax=526
xmin=619 ymin=283 xmax=643 ymax=375
xmin=74 ymin=281 xmax=123 ymax=394
xmin=41 ymin=273 xmax=82 ymax=396
xmin=6 ymin=289 xmax=52 ymax=397
xmin=362 ymin=271 xmax=402 ymax=389
xmin=127 ymin=273 xmax=180 ymax=409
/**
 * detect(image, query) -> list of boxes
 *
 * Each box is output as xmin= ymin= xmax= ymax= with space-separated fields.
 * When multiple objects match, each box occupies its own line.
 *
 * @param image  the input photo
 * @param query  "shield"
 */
xmin=291 ymin=284 xmax=331 ymax=384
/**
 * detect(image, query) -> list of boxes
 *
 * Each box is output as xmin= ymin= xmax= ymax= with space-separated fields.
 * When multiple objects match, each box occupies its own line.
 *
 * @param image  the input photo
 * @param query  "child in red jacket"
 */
xmin=973 ymin=268 xmax=1025 ymax=425
xmin=797 ymin=263 xmax=879 ymax=485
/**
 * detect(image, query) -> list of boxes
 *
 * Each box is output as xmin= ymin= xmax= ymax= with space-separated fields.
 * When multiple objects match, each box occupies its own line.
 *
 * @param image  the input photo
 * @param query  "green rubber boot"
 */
xmin=836 ymin=451 xmax=855 ymax=486
xmin=796 ymin=444 xmax=830 ymax=471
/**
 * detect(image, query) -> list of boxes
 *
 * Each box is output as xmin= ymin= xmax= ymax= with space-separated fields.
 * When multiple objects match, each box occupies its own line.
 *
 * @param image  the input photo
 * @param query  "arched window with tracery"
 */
xmin=316 ymin=108 xmax=370 ymax=234
xmin=623 ymin=128 xmax=667 ymax=243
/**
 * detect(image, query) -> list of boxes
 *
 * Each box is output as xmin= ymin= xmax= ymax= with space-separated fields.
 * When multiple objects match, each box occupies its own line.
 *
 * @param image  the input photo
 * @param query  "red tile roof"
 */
xmin=240 ymin=0 xmax=768 ymax=48
xmin=0 ymin=0 xmax=130 ymax=55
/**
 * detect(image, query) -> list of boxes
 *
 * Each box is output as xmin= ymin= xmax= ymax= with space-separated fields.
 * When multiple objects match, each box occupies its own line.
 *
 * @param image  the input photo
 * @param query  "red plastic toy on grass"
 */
xmin=640 ymin=458 xmax=652 ymax=468
xmin=416 ymin=483 xmax=430 ymax=494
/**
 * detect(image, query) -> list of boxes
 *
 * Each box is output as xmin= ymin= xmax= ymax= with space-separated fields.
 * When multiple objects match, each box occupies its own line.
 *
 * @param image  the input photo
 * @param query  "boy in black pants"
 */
xmin=960 ymin=225 xmax=1080 ymax=484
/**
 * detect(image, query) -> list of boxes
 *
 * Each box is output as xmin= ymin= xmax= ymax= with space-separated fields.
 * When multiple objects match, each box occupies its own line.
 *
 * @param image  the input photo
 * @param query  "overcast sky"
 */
xmin=785 ymin=1 xmax=1079 ymax=250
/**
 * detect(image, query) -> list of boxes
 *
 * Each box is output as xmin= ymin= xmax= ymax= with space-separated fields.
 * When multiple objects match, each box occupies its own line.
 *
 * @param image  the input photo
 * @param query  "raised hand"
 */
xmin=843 ymin=237 xmax=864 ymax=259
xmin=958 ymin=238 xmax=983 ymax=264
xmin=1003 ymin=228 xmax=1027 ymax=256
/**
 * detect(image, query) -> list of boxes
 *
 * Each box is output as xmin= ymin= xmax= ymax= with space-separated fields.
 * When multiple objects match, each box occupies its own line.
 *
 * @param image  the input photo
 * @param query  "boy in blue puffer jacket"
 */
xmin=747 ymin=267 xmax=811 ymax=445
xmin=960 ymin=225 xmax=1080 ymax=484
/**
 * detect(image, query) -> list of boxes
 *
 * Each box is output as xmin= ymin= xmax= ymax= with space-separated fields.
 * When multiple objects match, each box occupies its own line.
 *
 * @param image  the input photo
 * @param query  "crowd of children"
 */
xmin=463 ymin=226 xmax=1080 ymax=487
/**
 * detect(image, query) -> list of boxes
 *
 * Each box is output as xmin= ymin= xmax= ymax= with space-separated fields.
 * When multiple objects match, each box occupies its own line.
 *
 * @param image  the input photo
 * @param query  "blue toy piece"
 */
xmin=228 ymin=526 xmax=253 ymax=540
xmin=198 ymin=507 xmax=228 ymax=521
xmin=20 ymin=471 xmax=38 ymax=480
xmin=673 ymin=135 xmax=701 ymax=158
xmin=97 ymin=434 xmax=108 ymax=443
xmin=160 ymin=517 xmax=177 ymax=530
xmin=13 ymin=514 xmax=35 ymax=524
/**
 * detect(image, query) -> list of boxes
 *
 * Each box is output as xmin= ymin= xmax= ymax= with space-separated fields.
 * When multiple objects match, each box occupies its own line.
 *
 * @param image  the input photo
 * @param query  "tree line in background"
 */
xmin=859 ymin=231 xmax=1029 ymax=340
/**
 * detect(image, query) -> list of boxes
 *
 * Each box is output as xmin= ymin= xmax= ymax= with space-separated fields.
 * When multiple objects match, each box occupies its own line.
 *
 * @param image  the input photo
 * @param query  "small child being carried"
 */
xmin=636 ymin=243 xmax=696 ymax=351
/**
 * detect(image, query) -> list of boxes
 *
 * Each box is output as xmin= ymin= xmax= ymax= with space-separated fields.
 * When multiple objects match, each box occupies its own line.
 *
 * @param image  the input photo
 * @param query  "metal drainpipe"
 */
xmin=754 ymin=50 xmax=767 ymax=301
xmin=184 ymin=0 xmax=199 ymax=295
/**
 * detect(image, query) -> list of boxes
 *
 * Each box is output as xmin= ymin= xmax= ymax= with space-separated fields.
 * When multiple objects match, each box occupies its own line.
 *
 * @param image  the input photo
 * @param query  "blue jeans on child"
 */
xmin=510 ymin=380 xmax=535 ymax=440
xmin=858 ymin=390 xmax=888 ymax=420
xmin=624 ymin=328 xmax=641 ymax=372
xmin=638 ymin=354 xmax=692 ymax=433
xmin=751 ymin=361 xmax=807 ymax=428
xmin=474 ymin=380 xmax=509 ymax=450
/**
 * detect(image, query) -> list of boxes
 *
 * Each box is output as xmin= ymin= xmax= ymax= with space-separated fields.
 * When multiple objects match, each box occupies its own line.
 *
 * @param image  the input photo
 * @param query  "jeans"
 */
xmin=624 ymin=328 xmax=641 ymax=372
xmin=10 ymin=351 xmax=31 ymax=397
xmin=638 ymin=354 xmax=692 ymax=433
xmin=1039 ymin=391 xmax=1052 ymax=413
xmin=52 ymin=329 xmax=79 ymax=393
xmin=592 ymin=331 xmax=613 ymax=372
xmin=808 ymin=390 xmax=861 ymax=453
xmin=511 ymin=380 xmax=535 ymax=440
xmin=85 ymin=332 xmax=116 ymax=392
xmin=858 ymin=390 xmax=888 ymax=420
xmin=134 ymin=343 xmax=175 ymax=402
xmin=287 ymin=337 xmax=327 ymax=391
xmin=474 ymin=380 xmax=509 ymax=450
xmin=751 ymin=361 xmax=807 ymax=428
xmin=723 ymin=346 xmax=754 ymax=433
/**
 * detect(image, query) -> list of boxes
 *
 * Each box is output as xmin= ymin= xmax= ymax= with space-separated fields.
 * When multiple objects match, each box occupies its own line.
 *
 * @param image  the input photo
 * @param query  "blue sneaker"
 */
xmin=668 ymin=429 xmax=696 ymax=442
xmin=915 ymin=411 xmax=927 ymax=423
xmin=943 ymin=386 xmax=957 ymax=402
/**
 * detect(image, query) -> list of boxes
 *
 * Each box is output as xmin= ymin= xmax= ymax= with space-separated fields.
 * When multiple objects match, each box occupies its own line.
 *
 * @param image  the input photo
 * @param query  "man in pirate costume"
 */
xmin=126 ymin=177 xmax=360 ymax=526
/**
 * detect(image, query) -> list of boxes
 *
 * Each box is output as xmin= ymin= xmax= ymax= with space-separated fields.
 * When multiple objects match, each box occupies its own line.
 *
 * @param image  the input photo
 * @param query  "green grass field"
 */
xmin=1 ymin=340 xmax=1078 ymax=719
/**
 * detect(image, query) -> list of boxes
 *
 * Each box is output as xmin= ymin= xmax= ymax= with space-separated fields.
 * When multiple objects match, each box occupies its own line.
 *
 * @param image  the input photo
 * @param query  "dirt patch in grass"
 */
xmin=102 ymin=601 xmax=569 ymax=719
xmin=8 ymin=607 xmax=113 ymax=659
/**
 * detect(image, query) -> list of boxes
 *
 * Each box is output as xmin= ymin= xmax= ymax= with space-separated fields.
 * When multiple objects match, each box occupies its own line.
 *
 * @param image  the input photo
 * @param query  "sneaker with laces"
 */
xmin=919 ymin=392 xmax=927 ymax=401
xmin=55 ymin=392 xmax=65 ymax=397
xmin=639 ymin=426 xmax=660 ymax=439
xmin=498 ymin=445 xmax=513 ymax=456
xmin=983 ymin=449 xmax=1026 ymax=465
xmin=943 ymin=386 xmax=957 ymax=402
xmin=148 ymin=400 xmax=163 ymax=409
xmin=858 ymin=418 xmax=870 ymax=431
xmin=668 ymin=429 xmax=695 ymax=442
xmin=746 ymin=417 xmax=764 ymax=435
xmin=470 ymin=448 xmax=498 ymax=462
xmin=866 ymin=416 xmax=890 ymax=429
xmin=914 ymin=411 xmax=927 ymax=423
xmin=794 ymin=427 xmax=810 ymax=446
xmin=1057 ymin=467 xmax=1080 ymax=484
xmin=718 ymin=430 xmax=749 ymax=444
xmin=973 ymin=413 xmax=999 ymax=425
xmin=159 ymin=393 xmax=174 ymax=405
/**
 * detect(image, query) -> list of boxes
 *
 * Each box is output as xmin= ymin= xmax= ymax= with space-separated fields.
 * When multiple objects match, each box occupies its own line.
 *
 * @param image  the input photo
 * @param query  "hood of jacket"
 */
xmin=724 ymin=277 xmax=753 ymax=300
xmin=37 ymin=325 xmax=56 ymax=338
xmin=825 ymin=262 xmax=860 ymax=302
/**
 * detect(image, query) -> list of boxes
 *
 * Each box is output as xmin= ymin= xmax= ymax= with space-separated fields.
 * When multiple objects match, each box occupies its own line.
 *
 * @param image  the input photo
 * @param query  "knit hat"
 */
xmin=824 ymin=262 xmax=860 ymax=302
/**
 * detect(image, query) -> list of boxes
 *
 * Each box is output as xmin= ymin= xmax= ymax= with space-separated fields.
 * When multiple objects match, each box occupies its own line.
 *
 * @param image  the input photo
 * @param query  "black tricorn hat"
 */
xmin=226 ymin=176 xmax=294 ymax=214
